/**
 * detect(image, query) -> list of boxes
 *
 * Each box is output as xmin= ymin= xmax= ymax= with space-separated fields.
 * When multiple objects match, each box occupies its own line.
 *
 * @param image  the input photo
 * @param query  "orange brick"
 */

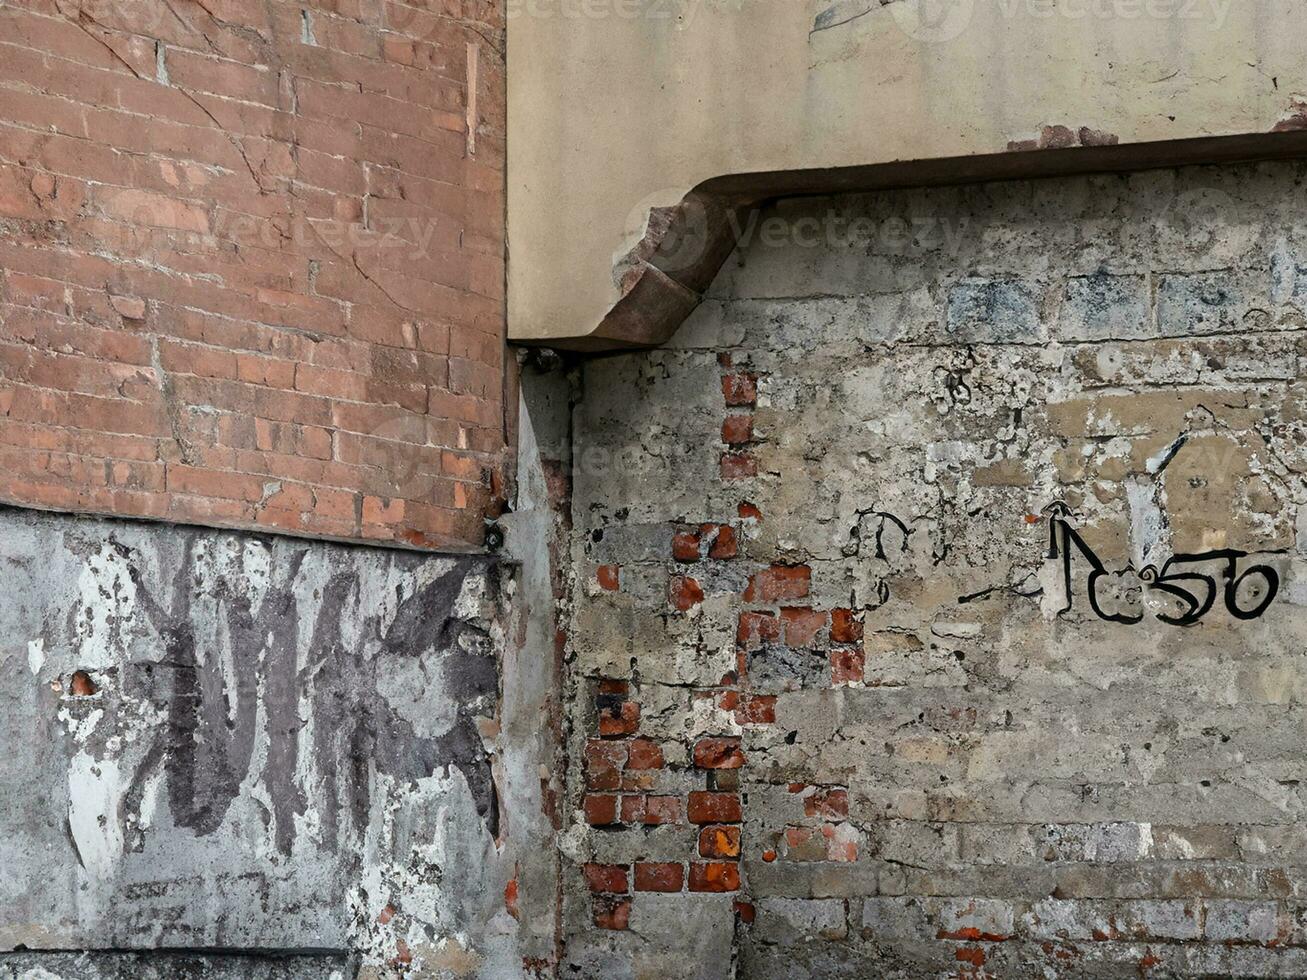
xmin=699 ymin=825 xmax=742 ymax=859
xmin=689 ymin=862 xmax=741 ymax=892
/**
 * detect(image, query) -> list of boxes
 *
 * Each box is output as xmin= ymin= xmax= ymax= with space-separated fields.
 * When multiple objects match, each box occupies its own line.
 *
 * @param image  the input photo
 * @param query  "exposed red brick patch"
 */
xmin=830 ymin=647 xmax=865 ymax=686
xmin=504 ymin=877 xmax=519 ymax=919
xmin=737 ymin=611 xmax=781 ymax=650
xmin=598 ymin=679 xmax=629 ymax=695
xmin=956 ymin=948 xmax=987 ymax=967
xmin=584 ymin=739 xmax=628 ymax=790
xmin=598 ymin=701 xmax=640 ymax=737
xmin=582 ymin=863 xmax=629 ymax=894
xmin=621 ymin=794 xmax=681 ymax=826
xmin=781 ymin=607 xmax=827 ymax=647
xmin=626 ymin=739 xmax=665 ymax=770
xmin=706 ymin=524 xmax=738 ymax=559
xmin=830 ymin=608 xmax=863 ymax=643
xmin=392 ymin=939 xmax=412 ymax=967
xmin=593 ymin=895 xmax=631 ymax=930
xmin=596 ymin=564 xmax=621 ymax=591
xmin=762 ymin=849 xmax=777 ymax=863
xmin=721 ymin=373 xmax=758 ymax=406
xmin=621 ymin=771 xmax=656 ymax=792
xmin=734 ymin=900 xmax=756 ymax=923
xmin=688 ymin=791 xmax=742 ymax=824
xmin=69 ymin=670 xmax=98 ymax=697
xmin=669 ymin=575 xmax=705 ymax=611
xmin=1078 ymin=126 xmax=1120 ymax=147
xmin=735 ymin=695 xmax=777 ymax=726
xmin=634 ymin=862 xmax=684 ymax=892
xmin=672 ymin=529 xmax=702 ymax=561
xmin=584 ymin=794 xmax=618 ymax=826
xmin=722 ymin=414 xmax=754 ymax=445
xmin=693 ymin=736 xmax=745 ymax=770
xmin=822 ymin=823 xmax=859 ymax=862
xmin=689 ymin=862 xmax=741 ymax=892
xmin=738 ymin=501 xmax=763 ymax=522
xmin=744 ymin=564 xmax=810 ymax=603
xmin=720 ymin=452 xmax=758 ymax=480
xmin=805 ymin=787 xmax=849 ymax=820
xmin=699 ymin=825 xmax=742 ymax=859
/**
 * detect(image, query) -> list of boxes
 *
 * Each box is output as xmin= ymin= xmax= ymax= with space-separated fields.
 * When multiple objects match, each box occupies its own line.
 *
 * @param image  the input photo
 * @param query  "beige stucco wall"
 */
xmin=508 ymin=0 xmax=1307 ymax=345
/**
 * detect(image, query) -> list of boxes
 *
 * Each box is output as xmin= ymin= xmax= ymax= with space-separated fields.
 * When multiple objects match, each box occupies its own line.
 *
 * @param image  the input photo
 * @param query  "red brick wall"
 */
xmin=0 ymin=0 xmax=506 ymax=550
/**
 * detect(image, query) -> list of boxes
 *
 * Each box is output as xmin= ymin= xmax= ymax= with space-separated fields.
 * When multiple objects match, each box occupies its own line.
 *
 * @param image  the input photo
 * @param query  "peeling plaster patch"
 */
xmin=1007 ymin=124 xmax=1120 ymax=152
xmin=72 ymin=542 xmax=139 ymax=670
xmin=0 ymin=509 xmax=509 ymax=957
xmin=1126 ymin=477 xmax=1168 ymax=569
xmin=68 ymin=752 xmax=125 ymax=878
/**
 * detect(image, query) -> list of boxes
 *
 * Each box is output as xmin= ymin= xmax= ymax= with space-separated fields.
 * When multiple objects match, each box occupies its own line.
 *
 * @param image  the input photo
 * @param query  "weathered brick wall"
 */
xmin=559 ymin=160 xmax=1307 ymax=977
xmin=0 ymin=0 xmax=505 ymax=550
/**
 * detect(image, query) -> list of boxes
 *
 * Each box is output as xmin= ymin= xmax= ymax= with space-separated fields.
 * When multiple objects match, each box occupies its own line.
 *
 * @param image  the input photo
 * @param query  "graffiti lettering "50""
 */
xmin=1044 ymin=502 xmax=1281 ymax=627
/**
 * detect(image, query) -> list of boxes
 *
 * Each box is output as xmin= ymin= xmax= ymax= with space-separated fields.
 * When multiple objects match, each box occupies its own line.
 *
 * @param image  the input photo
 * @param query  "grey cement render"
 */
xmin=0 ymin=952 xmax=353 ymax=979
xmin=558 ymin=160 xmax=1307 ymax=976
xmin=0 ymin=507 xmax=528 ymax=975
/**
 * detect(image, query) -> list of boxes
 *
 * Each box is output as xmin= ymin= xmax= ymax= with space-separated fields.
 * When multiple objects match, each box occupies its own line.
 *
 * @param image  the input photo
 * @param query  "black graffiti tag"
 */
xmin=1044 ymin=502 xmax=1281 ymax=627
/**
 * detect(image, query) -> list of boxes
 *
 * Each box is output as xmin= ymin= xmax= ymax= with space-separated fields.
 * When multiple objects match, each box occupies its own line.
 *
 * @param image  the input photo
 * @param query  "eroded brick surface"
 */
xmin=559 ymin=161 xmax=1307 ymax=977
xmin=0 ymin=0 xmax=505 ymax=550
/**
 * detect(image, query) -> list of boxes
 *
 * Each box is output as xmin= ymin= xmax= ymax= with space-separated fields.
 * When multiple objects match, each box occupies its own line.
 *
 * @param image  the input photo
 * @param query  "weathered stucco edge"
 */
xmin=0 ymin=495 xmax=499 ymax=559
xmin=520 ymin=130 xmax=1307 ymax=352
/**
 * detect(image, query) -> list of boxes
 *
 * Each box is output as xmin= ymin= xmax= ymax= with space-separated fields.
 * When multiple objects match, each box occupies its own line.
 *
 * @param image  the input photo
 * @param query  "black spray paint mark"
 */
xmin=1044 ymin=501 xmax=1281 ymax=627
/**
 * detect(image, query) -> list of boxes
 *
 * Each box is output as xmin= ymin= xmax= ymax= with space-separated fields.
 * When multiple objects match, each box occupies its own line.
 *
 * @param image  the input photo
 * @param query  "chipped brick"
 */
xmin=699 ymin=825 xmax=742 ymax=859
xmin=689 ymin=862 xmax=740 ymax=892
xmin=693 ymin=736 xmax=745 ymax=770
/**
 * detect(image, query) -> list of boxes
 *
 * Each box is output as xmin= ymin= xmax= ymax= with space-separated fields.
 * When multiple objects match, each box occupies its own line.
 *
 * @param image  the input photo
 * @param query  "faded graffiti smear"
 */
xmin=0 ymin=508 xmax=502 ymax=956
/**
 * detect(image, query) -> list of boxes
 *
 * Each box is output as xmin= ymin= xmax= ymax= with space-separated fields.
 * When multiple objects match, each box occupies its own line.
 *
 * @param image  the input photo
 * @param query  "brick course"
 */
xmin=0 ymin=0 xmax=505 ymax=550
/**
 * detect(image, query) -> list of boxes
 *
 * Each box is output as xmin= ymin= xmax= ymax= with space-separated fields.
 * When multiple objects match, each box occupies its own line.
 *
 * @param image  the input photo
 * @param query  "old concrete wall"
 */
xmin=0 ymin=506 xmax=552 ymax=978
xmin=560 ymin=159 xmax=1307 ymax=976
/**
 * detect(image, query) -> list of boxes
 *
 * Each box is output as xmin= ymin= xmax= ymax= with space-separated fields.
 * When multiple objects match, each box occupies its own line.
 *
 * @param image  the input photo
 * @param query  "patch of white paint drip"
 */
xmin=1126 ymin=477 xmax=1167 ymax=569
xmin=68 ymin=751 xmax=124 ymax=878
xmin=73 ymin=543 xmax=139 ymax=670
xmin=27 ymin=638 xmax=44 ymax=675
xmin=136 ymin=766 xmax=164 ymax=831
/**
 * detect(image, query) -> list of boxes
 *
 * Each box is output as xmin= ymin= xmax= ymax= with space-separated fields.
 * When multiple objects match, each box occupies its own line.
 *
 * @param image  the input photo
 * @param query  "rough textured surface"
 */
xmin=509 ymin=0 xmax=1307 ymax=344
xmin=0 ymin=952 xmax=352 ymax=978
xmin=0 ymin=507 xmax=529 ymax=975
xmin=559 ymin=160 xmax=1307 ymax=976
xmin=0 ymin=0 xmax=506 ymax=550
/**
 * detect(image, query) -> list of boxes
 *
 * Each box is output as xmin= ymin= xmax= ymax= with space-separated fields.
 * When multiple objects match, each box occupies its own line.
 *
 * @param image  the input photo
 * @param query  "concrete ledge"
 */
xmin=508 ymin=0 xmax=1307 ymax=349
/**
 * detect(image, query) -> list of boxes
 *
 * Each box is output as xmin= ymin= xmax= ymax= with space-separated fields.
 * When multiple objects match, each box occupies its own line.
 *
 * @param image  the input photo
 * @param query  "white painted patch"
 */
xmin=1126 ymin=477 xmax=1168 ymax=569
xmin=27 ymin=638 xmax=44 ymax=676
xmin=73 ymin=542 xmax=139 ymax=670
xmin=67 ymin=751 xmax=125 ymax=879
xmin=135 ymin=766 xmax=164 ymax=831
